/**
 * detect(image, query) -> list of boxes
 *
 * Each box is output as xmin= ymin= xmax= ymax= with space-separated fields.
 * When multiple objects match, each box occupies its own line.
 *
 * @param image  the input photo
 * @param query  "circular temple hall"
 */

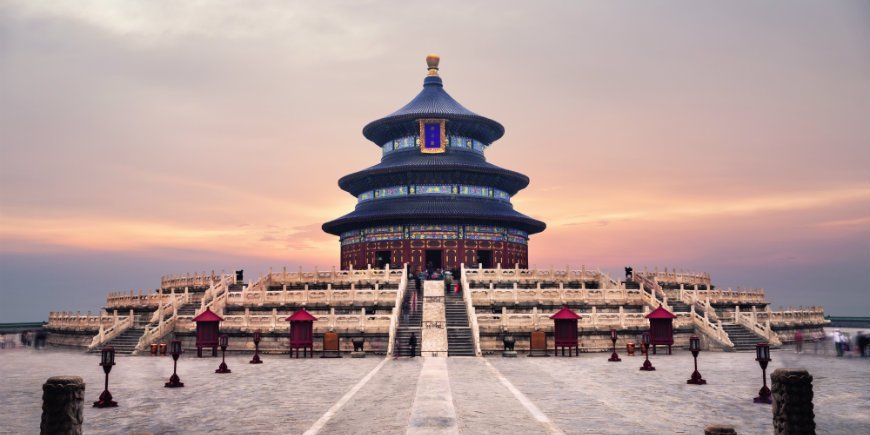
xmin=322 ymin=55 xmax=546 ymax=272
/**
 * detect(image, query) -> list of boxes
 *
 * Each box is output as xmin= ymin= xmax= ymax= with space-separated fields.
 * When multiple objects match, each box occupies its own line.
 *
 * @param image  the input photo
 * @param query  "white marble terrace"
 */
xmin=46 ymin=265 xmax=828 ymax=354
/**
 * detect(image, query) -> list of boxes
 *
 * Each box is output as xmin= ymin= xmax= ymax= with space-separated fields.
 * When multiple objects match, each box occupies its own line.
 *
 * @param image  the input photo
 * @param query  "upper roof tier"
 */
xmin=362 ymin=56 xmax=505 ymax=146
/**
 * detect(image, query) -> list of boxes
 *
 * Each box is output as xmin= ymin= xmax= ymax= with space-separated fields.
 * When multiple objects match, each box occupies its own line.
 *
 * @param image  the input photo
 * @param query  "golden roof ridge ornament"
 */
xmin=426 ymin=54 xmax=440 ymax=76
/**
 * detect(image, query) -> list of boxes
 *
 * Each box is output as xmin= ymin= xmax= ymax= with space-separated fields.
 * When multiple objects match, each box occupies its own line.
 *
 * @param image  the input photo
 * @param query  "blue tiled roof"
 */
xmin=322 ymin=196 xmax=546 ymax=236
xmin=362 ymin=76 xmax=505 ymax=145
xmin=338 ymin=149 xmax=530 ymax=195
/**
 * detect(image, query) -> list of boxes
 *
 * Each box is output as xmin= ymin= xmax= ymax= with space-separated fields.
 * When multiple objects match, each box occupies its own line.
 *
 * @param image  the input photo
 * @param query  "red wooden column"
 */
xmin=286 ymin=308 xmax=317 ymax=358
xmin=646 ymin=306 xmax=676 ymax=355
xmin=550 ymin=306 xmax=582 ymax=356
xmin=192 ymin=307 xmax=223 ymax=357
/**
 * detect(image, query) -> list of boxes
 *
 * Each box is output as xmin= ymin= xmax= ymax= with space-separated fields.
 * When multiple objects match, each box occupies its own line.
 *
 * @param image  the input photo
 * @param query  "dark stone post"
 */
xmin=41 ymin=376 xmax=85 ymax=435
xmin=772 ymin=368 xmax=815 ymax=435
xmin=704 ymin=424 xmax=737 ymax=435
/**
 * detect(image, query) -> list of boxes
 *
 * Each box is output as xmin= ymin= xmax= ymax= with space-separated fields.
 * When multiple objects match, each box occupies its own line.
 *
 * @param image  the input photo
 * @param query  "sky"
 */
xmin=1 ymin=1 xmax=868 ymax=322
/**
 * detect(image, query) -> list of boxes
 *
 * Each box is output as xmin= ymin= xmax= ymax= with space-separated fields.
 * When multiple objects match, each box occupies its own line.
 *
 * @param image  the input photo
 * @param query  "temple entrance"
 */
xmin=375 ymin=251 xmax=391 ymax=269
xmin=476 ymin=250 xmax=493 ymax=268
xmin=425 ymin=250 xmax=442 ymax=272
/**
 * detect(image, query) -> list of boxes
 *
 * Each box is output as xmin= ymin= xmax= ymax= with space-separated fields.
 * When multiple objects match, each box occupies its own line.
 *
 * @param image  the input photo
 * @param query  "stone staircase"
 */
xmin=445 ymin=287 xmax=475 ymax=356
xmin=394 ymin=288 xmax=422 ymax=357
xmin=669 ymin=300 xmax=691 ymax=312
xmin=669 ymin=298 xmax=714 ymax=321
xmin=176 ymin=302 xmax=199 ymax=316
xmin=722 ymin=323 xmax=764 ymax=351
xmin=100 ymin=328 xmax=145 ymax=354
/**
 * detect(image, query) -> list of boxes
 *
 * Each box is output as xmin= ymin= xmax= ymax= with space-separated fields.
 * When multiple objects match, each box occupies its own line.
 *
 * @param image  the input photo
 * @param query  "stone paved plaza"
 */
xmin=1 ymin=347 xmax=867 ymax=434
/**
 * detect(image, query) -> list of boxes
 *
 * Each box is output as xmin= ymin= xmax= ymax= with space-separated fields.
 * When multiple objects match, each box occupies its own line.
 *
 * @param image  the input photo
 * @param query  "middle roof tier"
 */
xmin=338 ymin=148 xmax=530 ymax=196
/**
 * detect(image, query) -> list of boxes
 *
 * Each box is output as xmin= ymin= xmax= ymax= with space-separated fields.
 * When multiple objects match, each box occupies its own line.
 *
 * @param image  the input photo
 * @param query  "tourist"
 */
xmin=855 ymin=331 xmax=868 ymax=357
xmin=794 ymin=330 xmax=803 ymax=353
xmin=832 ymin=329 xmax=845 ymax=357
xmin=417 ymin=270 xmax=426 ymax=292
xmin=35 ymin=331 xmax=47 ymax=349
xmin=0 ymin=333 xmax=5 ymax=349
xmin=444 ymin=271 xmax=453 ymax=293
xmin=408 ymin=332 xmax=417 ymax=357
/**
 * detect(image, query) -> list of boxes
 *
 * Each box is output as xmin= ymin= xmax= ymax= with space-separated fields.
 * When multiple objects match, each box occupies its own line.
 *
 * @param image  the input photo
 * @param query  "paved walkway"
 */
xmin=0 ymin=348 xmax=867 ymax=434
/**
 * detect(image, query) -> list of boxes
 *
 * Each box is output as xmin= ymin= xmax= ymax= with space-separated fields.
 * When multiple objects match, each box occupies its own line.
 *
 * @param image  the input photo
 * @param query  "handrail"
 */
xmin=87 ymin=310 xmax=134 ymax=350
xmin=676 ymin=289 xmax=720 ymax=323
xmin=735 ymin=310 xmax=783 ymax=347
xmin=636 ymin=275 xmax=670 ymax=308
xmin=160 ymin=271 xmax=219 ymax=290
xmin=199 ymin=274 xmax=232 ymax=316
xmin=463 ymin=265 xmax=605 ymax=284
xmin=105 ymin=291 xmax=172 ymax=309
xmin=133 ymin=292 xmax=189 ymax=354
xmin=261 ymin=265 xmax=405 ymax=287
xmin=386 ymin=264 xmax=408 ymax=357
xmin=690 ymin=310 xmax=733 ymax=349
xmin=634 ymin=269 xmax=712 ymax=286
xmin=460 ymin=264 xmax=482 ymax=356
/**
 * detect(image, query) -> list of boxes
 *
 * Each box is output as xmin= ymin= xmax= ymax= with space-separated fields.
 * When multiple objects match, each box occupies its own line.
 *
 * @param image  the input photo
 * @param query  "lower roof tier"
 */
xmin=322 ymin=196 xmax=546 ymax=236
xmin=338 ymin=149 xmax=529 ymax=195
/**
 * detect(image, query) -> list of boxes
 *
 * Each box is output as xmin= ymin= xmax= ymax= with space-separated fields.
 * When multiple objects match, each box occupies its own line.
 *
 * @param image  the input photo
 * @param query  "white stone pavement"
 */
xmin=0 ymin=347 xmax=867 ymax=434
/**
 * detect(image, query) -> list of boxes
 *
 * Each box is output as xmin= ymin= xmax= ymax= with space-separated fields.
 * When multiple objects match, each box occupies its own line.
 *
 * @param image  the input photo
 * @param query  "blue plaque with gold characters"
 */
xmin=419 ymin=119 xmax=446 ymax=153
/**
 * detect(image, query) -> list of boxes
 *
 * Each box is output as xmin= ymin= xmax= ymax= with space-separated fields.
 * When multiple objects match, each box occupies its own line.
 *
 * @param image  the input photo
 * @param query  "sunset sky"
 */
xmin=1 ymin=1 xmax=868 ymax=322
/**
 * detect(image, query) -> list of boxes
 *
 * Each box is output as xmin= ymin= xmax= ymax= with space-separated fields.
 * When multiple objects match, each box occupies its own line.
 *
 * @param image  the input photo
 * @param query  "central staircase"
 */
xmin=722 ymin=323 xmax=763 ymax=351
xmin=445 ymin=286 xmax=475 ymax=356
xmin=669 ymin=300 xmax=707 ymax=317
xmin=176 ymin=303 xmax=199 ymax=316
xmin=394 ymin=287 xmax=422 ymax=357
xmin=101 ymin=328 xmax=145 ymax=354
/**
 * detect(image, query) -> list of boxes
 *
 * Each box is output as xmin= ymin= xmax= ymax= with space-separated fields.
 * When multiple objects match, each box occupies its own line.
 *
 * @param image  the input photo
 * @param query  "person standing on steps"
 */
xmin=408 ymin=332 xmax=417 ymax=357
xmin=444 ymin=270 xmax=453 ymax=294
xmin=794 ymin=330 xmax=803 ymax=353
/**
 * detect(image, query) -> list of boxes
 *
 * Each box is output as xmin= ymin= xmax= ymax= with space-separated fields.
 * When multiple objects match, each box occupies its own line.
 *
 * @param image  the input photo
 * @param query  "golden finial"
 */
xmin=426 ymin=54 xmax=440 ymax=76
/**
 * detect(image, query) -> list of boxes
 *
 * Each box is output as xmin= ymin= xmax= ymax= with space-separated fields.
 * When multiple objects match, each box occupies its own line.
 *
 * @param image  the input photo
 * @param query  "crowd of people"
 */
xmin=413 ymin=265 xmax=461 ymax=295
xmin=0 ymin=330 xmax=47 ymax=350
xmin=795 ymin=329 xmax=868 ymax=357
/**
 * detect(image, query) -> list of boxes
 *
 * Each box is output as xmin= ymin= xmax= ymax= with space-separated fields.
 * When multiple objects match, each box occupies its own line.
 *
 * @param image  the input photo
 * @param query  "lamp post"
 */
xmin=639 ymin=331 xmax=655 ymax=371
xmin=250 ymin=330 xmax=263 ymax=364
xmin=753 ymin=342 xmax=772 ymax=403
xmin=93 ymin=347 xmax=118 ymax=407
xmin=164 ymin=340 xmax=184 ymax=388
xmin=686 ymin=336 xmax=706 ymax=385
xmin=608 ymin=328 xmax=621 ymax=362
xmin=215 ymin=334 xmax=231 ymax=373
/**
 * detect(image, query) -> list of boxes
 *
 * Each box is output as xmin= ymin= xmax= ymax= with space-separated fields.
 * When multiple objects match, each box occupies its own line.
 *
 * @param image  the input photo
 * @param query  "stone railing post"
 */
xmin=271 ymin=308 xmax=278 ymax=331
xmin=41 ymin=376 xmax=85 ymax=435
xmin=771 ymin=368 xmax=815 ymax=434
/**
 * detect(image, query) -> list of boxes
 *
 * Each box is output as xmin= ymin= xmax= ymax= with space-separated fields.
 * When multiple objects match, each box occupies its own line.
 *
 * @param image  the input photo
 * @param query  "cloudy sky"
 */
xmin=1 ymin=1 xmax=868 ymax=321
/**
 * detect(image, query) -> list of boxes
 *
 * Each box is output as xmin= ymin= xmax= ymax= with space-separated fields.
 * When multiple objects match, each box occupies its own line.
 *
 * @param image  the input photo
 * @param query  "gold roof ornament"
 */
xmin=426 ymin=54 xmax=440 ymax=76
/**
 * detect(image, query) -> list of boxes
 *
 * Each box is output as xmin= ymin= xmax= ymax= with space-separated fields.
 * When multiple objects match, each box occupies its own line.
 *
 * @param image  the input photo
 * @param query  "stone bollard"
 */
xmin=41 ymin=376 xmax=85 ymax=435
xmin=704 ymin=424 xmax=737 ymax=435
xmin=771 ymin=368 xmax=815 ymax=435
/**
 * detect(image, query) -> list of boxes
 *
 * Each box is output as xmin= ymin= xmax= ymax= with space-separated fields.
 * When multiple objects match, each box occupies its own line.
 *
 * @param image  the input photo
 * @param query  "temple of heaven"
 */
xmin=322 ymin=55 xmax=546 ymax=272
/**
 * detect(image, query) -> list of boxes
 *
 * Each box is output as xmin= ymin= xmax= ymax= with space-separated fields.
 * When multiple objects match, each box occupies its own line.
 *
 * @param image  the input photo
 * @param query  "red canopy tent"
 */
xmin=192 ymin=307 xmax=223 ymax=357
xmin=550 ymin=306 xmax=582 ymax=356
xmin=286 ymin=308 xmax=317 ymax=358
xmin=645 ymin=306 xmax=676 ymax=355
